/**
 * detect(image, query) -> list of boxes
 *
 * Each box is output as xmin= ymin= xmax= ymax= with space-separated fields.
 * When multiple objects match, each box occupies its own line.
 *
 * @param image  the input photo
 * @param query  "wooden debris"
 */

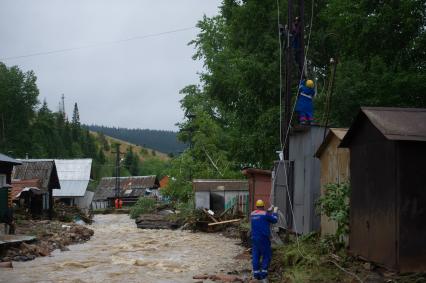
xmin=207 ymin=219 xmax=242 ymax=226
xmin=203 ymin=208 xmax=219 ymax=223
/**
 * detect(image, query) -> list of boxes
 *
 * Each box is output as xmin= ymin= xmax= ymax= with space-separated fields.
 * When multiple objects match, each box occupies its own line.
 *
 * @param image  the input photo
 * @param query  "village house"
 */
xmin=315 ymin=128 xmax=349 ymax=237
xmin=12 ymin=160 xmax=60 ymax=219
xmin=51 ymin=159 xmax=93 ymax=209
xmin=340 ymin=107 xmax=426 ymax=272
xmin=93 ymin=175 xmax=160 ymax=208
xmin=193 ymin=179 xmax=249 ymax=214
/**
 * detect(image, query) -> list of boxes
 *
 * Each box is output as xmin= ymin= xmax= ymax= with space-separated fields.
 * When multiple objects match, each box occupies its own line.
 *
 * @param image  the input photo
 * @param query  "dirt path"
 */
xmin=1 ymin=214 xmax=247 ymax=283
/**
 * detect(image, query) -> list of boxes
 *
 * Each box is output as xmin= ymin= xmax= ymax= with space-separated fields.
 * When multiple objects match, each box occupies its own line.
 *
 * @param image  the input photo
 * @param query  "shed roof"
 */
xmin=94 ymin=176 xmax=159 ymax=200
xmin=0 ymin=153 xmax=21 ymax=165
xmin=241 ymin=168 xmax=272 ymax=176
xmin=315 ymin=128 xmax=348 ymax=158
xmin=341 ymin=107 xmax=426 ymax=147
xmin=193 ymin=179 xmax=248 ymax=192
xmin=12 ymin=160 xmax=60 ymax=191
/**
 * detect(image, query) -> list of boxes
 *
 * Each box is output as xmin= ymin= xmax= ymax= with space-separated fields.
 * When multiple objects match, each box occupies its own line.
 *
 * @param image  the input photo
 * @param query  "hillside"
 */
xmin=87 ymin=125 xmax=187 ymax=155
xmin=91 ymin=131 xmax=169 ymax=161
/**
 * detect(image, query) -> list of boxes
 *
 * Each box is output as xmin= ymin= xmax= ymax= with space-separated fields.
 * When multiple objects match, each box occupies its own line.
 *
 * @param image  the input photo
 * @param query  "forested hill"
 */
xmin=87 ymin=125 xmax=186 ymax=155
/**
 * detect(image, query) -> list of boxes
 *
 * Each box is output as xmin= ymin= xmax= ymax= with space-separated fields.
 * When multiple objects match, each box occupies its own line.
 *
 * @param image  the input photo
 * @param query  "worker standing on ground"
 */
xmin=250 ymin=199 xmax=278 ymax=281
xmin=295 ymin=79 xmax=315 ymax=125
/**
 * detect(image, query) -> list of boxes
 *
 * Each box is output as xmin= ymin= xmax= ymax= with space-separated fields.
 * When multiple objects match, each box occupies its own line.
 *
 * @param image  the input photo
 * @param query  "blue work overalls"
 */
xmin=250 ymin=209 xmax=278 ymax=280
xmin=295 ymin=80 xmax=315 ymax=123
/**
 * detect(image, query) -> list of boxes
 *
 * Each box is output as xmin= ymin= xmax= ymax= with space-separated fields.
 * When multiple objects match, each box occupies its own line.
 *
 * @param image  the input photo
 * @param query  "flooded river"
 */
xmin=1 ymin=214 xmax=246 ymax=283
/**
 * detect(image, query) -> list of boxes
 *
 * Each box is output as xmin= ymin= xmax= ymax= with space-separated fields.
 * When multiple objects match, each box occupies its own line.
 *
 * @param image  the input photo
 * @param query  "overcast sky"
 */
xmin=0 ymin=0 xmax=221 ymax=131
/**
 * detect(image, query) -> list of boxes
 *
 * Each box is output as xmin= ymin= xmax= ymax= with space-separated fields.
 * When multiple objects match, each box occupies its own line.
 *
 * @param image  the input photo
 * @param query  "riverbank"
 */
xmin=0 ymin=220 xmax=94 ymax=263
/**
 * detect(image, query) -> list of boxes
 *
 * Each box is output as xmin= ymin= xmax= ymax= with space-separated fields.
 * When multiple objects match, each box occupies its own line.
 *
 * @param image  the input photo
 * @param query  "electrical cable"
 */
xmin=0 ymin=26 xmax=196 ymax=61
xmin=277 ymin=0 xmax=283 ymax=149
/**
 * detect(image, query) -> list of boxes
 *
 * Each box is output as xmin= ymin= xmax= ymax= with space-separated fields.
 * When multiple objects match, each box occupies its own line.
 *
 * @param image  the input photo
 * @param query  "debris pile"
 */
xmin=193 ymin=274 xmax=245 ymax=282
xmin=135 ymin=214 xmax=179 ymax=230
xmin=0 ymin=220 xmax=94 ymax=262
xmin=54 ymin=202 xmax=93 ymax=224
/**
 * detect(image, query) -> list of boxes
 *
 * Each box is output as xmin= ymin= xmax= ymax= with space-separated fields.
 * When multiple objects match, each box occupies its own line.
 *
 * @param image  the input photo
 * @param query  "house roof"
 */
xmin=193 ymin=179 xmax=248 ymax=192
xmin=341 ymin=107 xmax=426 ymax=147
xmin=0 ymin=153 xmax=22 ymax=165
xmin=12 ymin=160 xmax=60 ymax=192
xmin=52 ymin=159 xmax=92 ymax=197
xmin=315 ymin=128 xmax=348 ymax=158
xmin=94 ymin=176 xmax=159 ymax=200
xmin=159 ymin=175 xmax=169 ymax=188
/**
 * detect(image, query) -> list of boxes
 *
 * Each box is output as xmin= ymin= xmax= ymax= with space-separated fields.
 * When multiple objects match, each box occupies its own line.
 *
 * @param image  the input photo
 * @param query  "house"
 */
xmin=340 ymin=107 xmax=426 ymax=272
xmin=0 ymin=153 xmax=21 ymax=223
xmin=241 ymin=168 xmax=272 ymax=214
xmin=93 ymin=176 xmax=160 ymax=207
xmin=315 ymin=128 xmax=349 ymax=237
xmin=11 ymin=179 xmax=43 ymax=215
xmin=12 ymin=160 xmax=60 ymax=218
xmin=272 ymin=125 xmax=326 ymax=234
xmin=51 ymin=159 xmax=92 ymax=209
xmin=193 ymin=179 xmax=249 ymax=214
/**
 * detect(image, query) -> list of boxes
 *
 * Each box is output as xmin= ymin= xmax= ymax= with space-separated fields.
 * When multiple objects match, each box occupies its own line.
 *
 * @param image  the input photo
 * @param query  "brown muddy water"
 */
xmin=1 ymin=214 xmax=246 ymax=283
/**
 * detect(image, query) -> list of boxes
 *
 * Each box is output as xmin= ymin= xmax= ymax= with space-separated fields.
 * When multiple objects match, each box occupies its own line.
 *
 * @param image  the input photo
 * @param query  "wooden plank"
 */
xmin=207 ymin=219 xmax=242 ymax=226
xmin=203 ymin=208 xmax=218 ymax=223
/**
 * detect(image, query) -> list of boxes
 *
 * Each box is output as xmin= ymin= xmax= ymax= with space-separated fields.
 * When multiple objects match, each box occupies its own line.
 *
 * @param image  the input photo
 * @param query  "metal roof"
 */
xmin=341 ymin=107 xmax=426 ymax=147
xmin=52 ymin=159 xmax=92 ymax=197
xmin=94 ymin=176 xmax=160 ymax=200
xmin=193 ymin=179 xmax=248 ymax=192
xmin=0 ymin=153 xmax=21 ymax=165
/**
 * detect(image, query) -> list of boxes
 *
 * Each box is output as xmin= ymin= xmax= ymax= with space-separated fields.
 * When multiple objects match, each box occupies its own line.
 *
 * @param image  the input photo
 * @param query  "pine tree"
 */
xmin=72 ymin=103 xmax=80 ymax=127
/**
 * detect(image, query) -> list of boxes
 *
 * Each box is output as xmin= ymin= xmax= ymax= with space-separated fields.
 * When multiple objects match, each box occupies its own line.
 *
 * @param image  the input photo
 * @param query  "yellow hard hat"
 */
xmin=255 ymin=199 xmax=265 ymax=207
xmin=306 ymin=79 xmax=314 ymax=88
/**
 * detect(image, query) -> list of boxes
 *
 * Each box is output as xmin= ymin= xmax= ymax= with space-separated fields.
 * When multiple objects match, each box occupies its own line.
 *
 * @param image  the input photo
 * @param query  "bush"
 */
xmin=316 ymin=182 xmax=350 ymax=242
xmin=129 ymin=197 xmax=156 ymax=219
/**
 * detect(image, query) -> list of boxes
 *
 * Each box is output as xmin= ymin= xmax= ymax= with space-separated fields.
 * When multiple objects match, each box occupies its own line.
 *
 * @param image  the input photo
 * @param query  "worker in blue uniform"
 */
xmin=295 ymin=79 xmax=315 ymax=124
xmin=251 ymin=199 xmax=279 ymax=281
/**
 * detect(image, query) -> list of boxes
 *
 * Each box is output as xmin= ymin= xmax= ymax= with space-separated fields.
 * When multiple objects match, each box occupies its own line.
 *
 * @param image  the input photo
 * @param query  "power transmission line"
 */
xmin=0 ymin=26 xmax=196 ymax=61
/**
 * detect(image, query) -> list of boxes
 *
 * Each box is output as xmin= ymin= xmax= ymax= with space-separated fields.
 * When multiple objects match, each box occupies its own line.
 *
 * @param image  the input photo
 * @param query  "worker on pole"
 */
xmin=295 ymin=79 xmax=315 ymax=124
xmin=251 ymin=199 xmax=279 ymax=281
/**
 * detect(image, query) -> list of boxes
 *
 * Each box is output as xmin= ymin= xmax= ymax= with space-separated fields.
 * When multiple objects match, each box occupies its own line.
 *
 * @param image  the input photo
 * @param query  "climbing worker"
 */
xmin=295 ymin=79 xmax=315 ymax=125
xmin=251 ymin=199 xmax=279 ymax=281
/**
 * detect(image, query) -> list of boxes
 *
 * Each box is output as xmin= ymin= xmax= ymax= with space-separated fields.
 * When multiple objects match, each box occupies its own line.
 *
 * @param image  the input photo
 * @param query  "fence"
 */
xmin=225 ymin=194 xmax=249 ymax=215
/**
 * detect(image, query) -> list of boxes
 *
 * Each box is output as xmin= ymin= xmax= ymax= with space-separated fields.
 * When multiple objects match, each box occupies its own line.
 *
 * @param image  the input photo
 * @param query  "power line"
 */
xmin=0 ymin=26 xmax=196 ymax=61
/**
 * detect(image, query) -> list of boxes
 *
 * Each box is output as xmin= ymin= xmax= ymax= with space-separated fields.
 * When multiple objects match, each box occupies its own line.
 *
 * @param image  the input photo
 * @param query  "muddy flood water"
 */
xmin=1 ymin=214 xmax=246 ymax=283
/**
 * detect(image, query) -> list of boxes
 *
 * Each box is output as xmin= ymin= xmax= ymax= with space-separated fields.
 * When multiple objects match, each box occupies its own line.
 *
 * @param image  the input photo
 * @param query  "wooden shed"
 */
xmin=340 ymin=107 xmax=426 ymax=272
xmin=273 ymin=126 xmax=326 ymax=234
xmin=241 ymin=168 xmax=272 ymax=213
xmin=315 ymin=128 xmax=349 ymax=236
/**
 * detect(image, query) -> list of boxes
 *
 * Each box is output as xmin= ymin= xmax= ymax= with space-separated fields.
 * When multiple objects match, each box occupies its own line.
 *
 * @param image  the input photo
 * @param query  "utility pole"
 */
xmin=299 ymin=0 xmax=305 ymax=77
xmin=283 ymin=0 xmax=293 ymax=162
xmin=114 ymin=143 xmax=121 ymax=199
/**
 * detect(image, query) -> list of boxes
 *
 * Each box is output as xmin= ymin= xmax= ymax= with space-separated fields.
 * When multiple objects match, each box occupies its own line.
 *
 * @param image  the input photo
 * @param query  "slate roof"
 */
xmin=94 ymin=176 xmax=159 ymax=200
xmin=12 ymin=160 xmax=60 ymax=192
xmin=341 ymin=107 xmax=426 ymax=147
